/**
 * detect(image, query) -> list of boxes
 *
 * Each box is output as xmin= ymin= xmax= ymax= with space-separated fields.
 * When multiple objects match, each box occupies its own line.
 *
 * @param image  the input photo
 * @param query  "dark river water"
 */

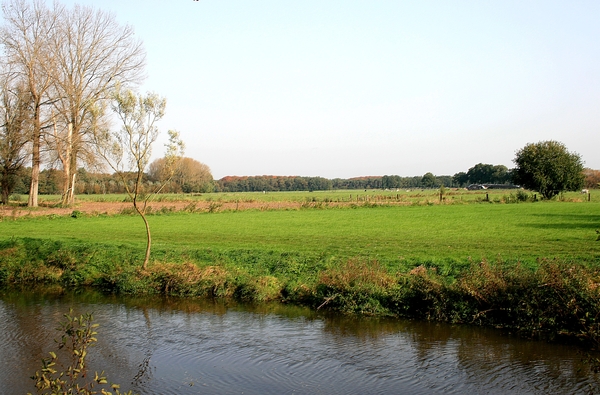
xmin=1 ymin=288 xmax=598 ymax=395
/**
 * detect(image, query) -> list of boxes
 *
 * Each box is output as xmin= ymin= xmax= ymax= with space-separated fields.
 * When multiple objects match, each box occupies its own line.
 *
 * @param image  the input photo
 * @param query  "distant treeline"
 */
xmin=213 ymin=164 xmax=523 ymax=192
xmin=215 ymin=174 xmax=460 ymax=192
xmin=7 ymin=163 xmax=598 ymax=197
xmin=9 ymin=164 xmax=213 ymax=197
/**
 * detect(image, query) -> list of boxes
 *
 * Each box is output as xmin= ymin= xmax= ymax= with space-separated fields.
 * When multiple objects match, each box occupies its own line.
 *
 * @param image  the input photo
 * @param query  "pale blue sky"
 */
xmin=60 ymin=1 xmax=599 ymax=179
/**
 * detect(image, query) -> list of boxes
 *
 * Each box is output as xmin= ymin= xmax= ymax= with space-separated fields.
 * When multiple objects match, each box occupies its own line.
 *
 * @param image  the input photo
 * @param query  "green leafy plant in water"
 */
xmin=29 ymin=309 xmax=133 ymax=395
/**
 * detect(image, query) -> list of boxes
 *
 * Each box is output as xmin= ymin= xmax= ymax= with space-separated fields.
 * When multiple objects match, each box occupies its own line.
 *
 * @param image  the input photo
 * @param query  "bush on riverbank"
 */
xmin=0 ymin=237 xmax=598 ymax=347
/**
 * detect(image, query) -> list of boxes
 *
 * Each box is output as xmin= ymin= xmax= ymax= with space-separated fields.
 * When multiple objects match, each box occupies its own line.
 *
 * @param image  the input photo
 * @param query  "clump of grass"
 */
xmin=119 ymin=206 xmax=136 ymax=215
xmin=206 ymin=202 xmax=222 ymax=213
xmin=390 ymin=265 xmax=451 ymax=321
xmin=145 ymin=262 xmax=235 ymax=298
xmin=235 ymin=275 xmax=282 ymax=302
xmin=315 ymin=259 xmax=396 ymax=315
xmin=182 ymin=202 xmax=198 ymax=213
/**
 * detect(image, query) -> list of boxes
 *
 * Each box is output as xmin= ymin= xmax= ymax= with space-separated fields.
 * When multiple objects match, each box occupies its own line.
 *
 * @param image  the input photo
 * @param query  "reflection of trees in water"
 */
xmin=454 ymin=331 xmax=600 ymax=392
xmin=0 ymin=287 xmax=79 ymax=392
xmin=318 ymin=311 xmax=600 ymax=393
xmin=0 ymin=287 xmax=154 ymax=392
xmin=129 ymin=306 xmax=154 ymax=387
xmin=2 ymin=287 xmax=599 ymax=394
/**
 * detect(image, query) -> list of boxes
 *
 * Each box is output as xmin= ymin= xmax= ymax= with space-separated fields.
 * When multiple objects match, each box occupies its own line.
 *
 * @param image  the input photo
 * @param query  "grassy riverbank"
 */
xmin=0 ymin=194 xmax=599 ymax=345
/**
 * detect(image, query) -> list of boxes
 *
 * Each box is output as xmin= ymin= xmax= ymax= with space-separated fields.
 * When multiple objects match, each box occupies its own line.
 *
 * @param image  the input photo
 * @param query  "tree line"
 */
xmin=6 ymin=155 xmax=595 ymax=197
xmin=8 ymin=156 xmax=213 ymax=197
xmin=214 ymin=148 xmax=592 ymax=196
xmin=213 ymin=164 xmax=512 ymax=192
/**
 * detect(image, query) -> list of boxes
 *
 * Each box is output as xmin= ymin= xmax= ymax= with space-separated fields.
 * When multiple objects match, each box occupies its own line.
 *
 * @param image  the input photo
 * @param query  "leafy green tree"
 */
xmin=421 ymin=172 xmax=436 ymax=188
xmin=466 ymin=163 xmax=495 ymax=184
xmin=382 ymin=175 xmax=401 ymax=189
xmin=436 ymin=175 xmax=454 ymax=188
xmin=491 ymin=165 xmax=511 ymax=184
xmin=513 ymin=140 xmax=584 ymax=199
xmin=452 ymin=172 xmax=468 ymax=187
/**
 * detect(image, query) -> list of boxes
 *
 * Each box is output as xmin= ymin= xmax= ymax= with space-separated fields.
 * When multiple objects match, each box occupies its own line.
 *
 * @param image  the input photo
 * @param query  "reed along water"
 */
xmin=1 ymin=288 xmax=598 ymax=394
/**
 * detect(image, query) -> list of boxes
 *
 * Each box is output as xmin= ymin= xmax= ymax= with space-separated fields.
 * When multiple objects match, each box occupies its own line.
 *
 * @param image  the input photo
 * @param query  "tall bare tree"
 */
xmin=94 ymin=88 xmax=184 ymax=270
xmin=50 ymin=3 xmax=146 ymax=205
xmin=0 ymin=76 xmax=30 ymax=204
xmin=0 ymin=0 xmax=60 ymax=207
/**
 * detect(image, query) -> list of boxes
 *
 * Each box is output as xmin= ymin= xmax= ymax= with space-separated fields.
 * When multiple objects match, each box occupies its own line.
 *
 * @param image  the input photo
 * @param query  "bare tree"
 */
xmin=94 ymin=88 xmax=184 ymax=270
xmin=50 ymin=3 xmax=146 ymax=205
xmin=0 ymin=0 xmax=61 ymax=207
xmin=0 ymin=76 xmax=30 ymax=204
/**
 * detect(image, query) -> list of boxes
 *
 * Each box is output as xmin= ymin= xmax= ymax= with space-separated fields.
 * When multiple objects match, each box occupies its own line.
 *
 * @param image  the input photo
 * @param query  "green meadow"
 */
xmin=2 ymin=200 xmax=598 ymax=268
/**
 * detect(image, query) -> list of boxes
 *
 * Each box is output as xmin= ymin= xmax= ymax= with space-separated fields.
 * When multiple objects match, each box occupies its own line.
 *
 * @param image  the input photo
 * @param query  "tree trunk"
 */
xmin=67 ymin=172 xmax=76 ymax=204
xmin=61 ymin=123 xmax=73 ymax=206
xmin=134 ymin=200 xmax=151 ymax=270
xmin=141 ymin=212 xmax=151 ymax=271
xmin=1 ymin=177 xmax=9 ymax=205
xmin=27 ymin=110 xmax=41 ymax=207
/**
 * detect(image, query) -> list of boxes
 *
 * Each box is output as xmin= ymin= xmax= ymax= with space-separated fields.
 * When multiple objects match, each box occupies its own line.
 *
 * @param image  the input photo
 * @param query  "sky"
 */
xmin=59 ymin=0 xmax=600 ymax=179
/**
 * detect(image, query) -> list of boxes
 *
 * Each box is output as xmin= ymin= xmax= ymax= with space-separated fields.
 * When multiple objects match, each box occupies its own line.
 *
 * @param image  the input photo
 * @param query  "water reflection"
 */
xmin=1 ymin=288 xmax=598 ymax=394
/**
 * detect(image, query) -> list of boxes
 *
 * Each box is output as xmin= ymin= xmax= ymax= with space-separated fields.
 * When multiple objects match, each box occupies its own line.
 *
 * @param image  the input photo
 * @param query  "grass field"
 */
xmin=1 ymin=197 xmax=599 ymax=269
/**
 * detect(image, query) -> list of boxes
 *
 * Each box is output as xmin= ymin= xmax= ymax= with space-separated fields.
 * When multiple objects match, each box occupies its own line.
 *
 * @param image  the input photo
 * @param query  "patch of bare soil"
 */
xmin=0 ymin=200 xmax=311 ymax=218
xmin=0 ymin=197 xmax=412 ymax=218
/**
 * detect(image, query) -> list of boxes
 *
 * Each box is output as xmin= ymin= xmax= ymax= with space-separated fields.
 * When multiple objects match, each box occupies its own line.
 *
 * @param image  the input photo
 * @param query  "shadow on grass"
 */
xmin=521 ymin=213 xmax=600 ymax=230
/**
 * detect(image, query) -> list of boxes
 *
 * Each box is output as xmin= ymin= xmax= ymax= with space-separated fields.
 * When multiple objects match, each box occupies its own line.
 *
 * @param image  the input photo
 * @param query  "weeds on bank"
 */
xmin=1 ymin=238 xmax=599 ymax=347
xmin=312 ymin=259 xmax=600 ymax=346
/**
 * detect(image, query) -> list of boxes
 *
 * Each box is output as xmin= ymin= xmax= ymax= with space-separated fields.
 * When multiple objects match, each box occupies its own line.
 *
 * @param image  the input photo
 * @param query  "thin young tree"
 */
xmin=94 ymin=88 xmax=184 ymax=270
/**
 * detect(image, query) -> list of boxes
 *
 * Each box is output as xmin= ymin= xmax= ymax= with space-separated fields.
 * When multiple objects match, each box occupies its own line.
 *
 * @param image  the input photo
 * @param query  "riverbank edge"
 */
xmin=0 ymin=237 xmax=598 ymax=348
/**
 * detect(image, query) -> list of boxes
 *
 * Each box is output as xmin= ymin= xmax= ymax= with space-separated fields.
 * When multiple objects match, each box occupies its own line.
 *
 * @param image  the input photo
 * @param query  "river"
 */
xmin=1 ymin=288 xmax=598 ymax=394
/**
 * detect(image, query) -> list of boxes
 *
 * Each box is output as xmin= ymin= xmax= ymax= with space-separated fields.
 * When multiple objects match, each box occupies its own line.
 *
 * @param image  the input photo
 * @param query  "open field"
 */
xmin=8 ymin=187 xmax=599 ymax=205
xmin=0 ymin=197 xmax=598 ymax=268
xmin=2 ymin=188 xmax=597 ymax=218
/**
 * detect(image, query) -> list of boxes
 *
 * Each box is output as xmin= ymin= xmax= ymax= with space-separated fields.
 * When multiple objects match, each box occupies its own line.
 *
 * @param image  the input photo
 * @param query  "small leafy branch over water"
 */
xmin=29 ymin=309 xmax=133 ymax=395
